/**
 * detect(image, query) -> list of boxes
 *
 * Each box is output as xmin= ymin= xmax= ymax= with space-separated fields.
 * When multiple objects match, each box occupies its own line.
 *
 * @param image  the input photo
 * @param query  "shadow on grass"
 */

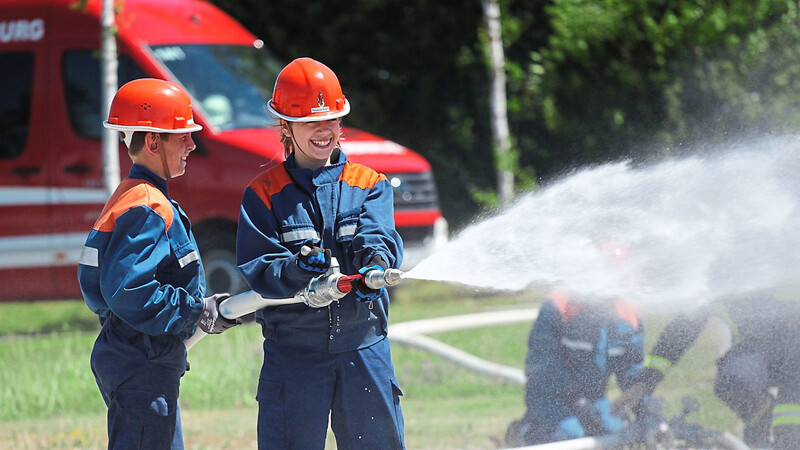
xmin=38 ymin=315 xmax=101 ymax=335
xmin=0 ymin=300 xmax=102 ymax=337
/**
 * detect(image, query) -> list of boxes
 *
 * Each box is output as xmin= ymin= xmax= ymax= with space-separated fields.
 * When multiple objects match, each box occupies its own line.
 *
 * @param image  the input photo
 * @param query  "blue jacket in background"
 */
xmin=237 ymin=150 xmax=403 ymax=353
xmin=522 ymin=293 xmax=645 ymax=444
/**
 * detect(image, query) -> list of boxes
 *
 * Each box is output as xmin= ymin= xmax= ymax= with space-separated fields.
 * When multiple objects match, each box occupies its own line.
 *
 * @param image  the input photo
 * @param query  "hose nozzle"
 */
xmin=364 ymin=268 xmax=405 ymax=290
xmin=382 ymin=269 xmax=404 ymax=287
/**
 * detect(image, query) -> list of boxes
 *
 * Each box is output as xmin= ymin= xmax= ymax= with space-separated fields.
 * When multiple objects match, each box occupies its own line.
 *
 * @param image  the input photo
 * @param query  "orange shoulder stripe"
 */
xmin=548 ymin=291 xmax=583 ymax=323
xmin=614 ymin=299 xmax=640 ymax=329
xmin=340 ymin=162 xmax=386 ymax=189
xmin=249 ymin=163 xmax=294 ymax=210
xmin=93 ymin=178 xmax=174 ymax=232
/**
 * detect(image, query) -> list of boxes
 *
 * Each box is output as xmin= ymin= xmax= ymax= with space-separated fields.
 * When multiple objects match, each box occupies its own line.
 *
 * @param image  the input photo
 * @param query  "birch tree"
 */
xmin=482 ymin=0 xmax=514 ymax=205
xmin=100 ymin=0 xmax=120 ymax=194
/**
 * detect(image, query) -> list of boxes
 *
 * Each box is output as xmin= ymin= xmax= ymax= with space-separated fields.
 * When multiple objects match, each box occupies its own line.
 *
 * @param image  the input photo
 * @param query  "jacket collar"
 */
xmin=285 ymin=149 xmax=348 ymax=186
xmin=129 ymin=164 xmax=169 ymax=197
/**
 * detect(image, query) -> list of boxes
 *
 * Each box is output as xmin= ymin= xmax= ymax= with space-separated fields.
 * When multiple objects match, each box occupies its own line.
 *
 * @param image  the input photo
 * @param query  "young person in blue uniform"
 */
xmin=237 ymin=57 xmax=405 ymax=449
xmin=506 ymin=292 xmax=645 ymax=446
xmin=78 ymin=78 xmax=238 ymax=449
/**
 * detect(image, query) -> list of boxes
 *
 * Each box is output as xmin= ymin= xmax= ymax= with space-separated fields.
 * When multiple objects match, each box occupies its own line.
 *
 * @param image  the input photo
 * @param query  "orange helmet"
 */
xmin=267 ymin=57 xmax=350 ymax=122
xmin=104 ymin=78 xmax=202 ymax=147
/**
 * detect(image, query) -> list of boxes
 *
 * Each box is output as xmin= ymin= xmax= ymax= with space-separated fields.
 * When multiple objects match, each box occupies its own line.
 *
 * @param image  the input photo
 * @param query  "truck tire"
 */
xmin=197 ymin=232 xmax=248 ymax=296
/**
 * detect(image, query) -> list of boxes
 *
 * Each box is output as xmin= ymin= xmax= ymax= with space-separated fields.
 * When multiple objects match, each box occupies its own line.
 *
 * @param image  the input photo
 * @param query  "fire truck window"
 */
xmin=0 ymin=52 xmax=33 ymax=160
xmin=63 ymin=51 xmax=146 ymax=139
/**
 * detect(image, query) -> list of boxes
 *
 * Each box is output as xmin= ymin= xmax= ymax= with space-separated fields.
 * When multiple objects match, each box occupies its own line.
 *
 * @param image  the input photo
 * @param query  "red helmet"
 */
xmin=267 ymin=57 xmax=350 ymax=122
xmin=104 ymin=78 xmax=202 ymax=146
xmin=597 ymin=239 xmax=629 ymax=263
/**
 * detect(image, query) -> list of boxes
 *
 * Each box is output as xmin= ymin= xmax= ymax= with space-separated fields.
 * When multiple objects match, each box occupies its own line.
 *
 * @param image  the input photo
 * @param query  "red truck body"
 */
xmin=0 ymin=0 xmax=447 ymax=300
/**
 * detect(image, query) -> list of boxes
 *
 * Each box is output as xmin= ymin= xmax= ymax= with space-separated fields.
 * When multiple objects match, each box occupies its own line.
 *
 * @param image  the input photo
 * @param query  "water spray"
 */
xmin=406 ymin=137 xmax=800 ymax=311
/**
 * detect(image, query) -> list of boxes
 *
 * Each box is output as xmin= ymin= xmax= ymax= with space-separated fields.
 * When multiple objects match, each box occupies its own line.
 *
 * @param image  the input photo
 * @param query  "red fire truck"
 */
xmin=0 ymin=0 xmax=448 ymax=300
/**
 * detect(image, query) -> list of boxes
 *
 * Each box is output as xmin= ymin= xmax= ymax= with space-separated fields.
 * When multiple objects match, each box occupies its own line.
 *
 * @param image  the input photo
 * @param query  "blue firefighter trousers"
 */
xmin=90 ymin=315 xmax=186 ymax=449
xmin=256 ymin=337 xmax=405 ymax=449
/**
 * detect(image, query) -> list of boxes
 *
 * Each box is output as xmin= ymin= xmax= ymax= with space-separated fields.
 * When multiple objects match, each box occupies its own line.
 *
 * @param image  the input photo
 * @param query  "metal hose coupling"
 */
xmin=364 ymin=268 xmax=405 ymax=290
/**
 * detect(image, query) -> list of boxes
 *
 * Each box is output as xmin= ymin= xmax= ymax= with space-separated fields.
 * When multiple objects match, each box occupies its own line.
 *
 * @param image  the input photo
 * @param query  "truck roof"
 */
xmin=5 ymin=0 xmax=256 ymax=46
xmin=1 ymin=0 xmax=434 ymax=174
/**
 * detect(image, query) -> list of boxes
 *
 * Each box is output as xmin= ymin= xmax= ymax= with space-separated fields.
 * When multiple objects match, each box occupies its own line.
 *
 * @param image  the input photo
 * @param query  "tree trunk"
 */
xmin=101 ymin=0 xmax=120 ymax=195
xmin=482 ymin=0 xmax=514 ymax=205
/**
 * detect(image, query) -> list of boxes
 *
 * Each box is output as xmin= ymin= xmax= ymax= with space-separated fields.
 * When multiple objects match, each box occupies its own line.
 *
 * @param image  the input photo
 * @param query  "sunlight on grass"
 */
xmin=0 ymin=281 xmax=748 ymax=448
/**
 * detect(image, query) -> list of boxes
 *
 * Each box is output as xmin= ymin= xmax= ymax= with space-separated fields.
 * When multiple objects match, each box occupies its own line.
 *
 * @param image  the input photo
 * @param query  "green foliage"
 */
xmin=209 ymin=0 xmax=800 ymax=230
xmin=510 ymin=0 xmax=800 ymax=173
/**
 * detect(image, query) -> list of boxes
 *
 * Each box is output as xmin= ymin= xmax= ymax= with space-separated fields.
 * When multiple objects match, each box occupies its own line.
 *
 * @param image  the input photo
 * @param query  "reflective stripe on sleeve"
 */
xmin=560 ymin=337 xmax=593 ymax=351
xmin=773 ymin=404 xmax=800 ymax=427
xmin=644 ymin=355 xmax=672 ymax=374
xmin=178 ymin=250 xmax=199 ymax=268
xmin=608 ymin=347 xmax=625 ymax=357
xmin=281 ymin=229 xmax=320 ymax=243
xmin=78 ymin=246 xmax=99 ymax=267
xmin=336 ymin=224 xmax=357 ymax=239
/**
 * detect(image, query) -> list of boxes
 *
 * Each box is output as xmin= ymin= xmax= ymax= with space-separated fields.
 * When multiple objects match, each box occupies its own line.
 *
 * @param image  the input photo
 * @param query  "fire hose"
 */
xmin=184 ymin=257 xmax=404 ymax=350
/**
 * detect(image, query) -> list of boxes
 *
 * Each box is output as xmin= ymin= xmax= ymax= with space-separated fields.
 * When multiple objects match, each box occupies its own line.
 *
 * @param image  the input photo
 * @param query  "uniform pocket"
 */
xmin=108 ymin=389 xmax=177 ymax=448
xmin=389 ymin=376 xmax=406 ymax=448
xmin=143 ymin=334 xmax=188 ymax=372
xmin=113 ymin=389 xmax=171 ymax=416
xmin=390 ymin=376 xmax=404 ymax=404
xmin=256 ymin=379 xmax=286 ymax=448
xmin=256 ymin=379 xmax=284 ymax=403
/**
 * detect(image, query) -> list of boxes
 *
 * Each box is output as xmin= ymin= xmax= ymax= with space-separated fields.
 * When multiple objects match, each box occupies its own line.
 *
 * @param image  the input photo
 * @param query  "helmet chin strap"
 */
xmin=160 ymin=147 xmax=172 ymax=181
xmin=154 ymin=133 xmax=172 ymax=180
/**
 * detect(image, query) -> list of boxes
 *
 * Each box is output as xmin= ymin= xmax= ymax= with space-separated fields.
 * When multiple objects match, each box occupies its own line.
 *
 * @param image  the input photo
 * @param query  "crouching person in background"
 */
xmin=506 ymin=292 xmax=645 ymax=446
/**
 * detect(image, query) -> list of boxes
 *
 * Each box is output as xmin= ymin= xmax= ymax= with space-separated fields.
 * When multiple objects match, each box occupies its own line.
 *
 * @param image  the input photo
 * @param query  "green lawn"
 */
xmin=0 ymin=280 xmax=741 ymax=449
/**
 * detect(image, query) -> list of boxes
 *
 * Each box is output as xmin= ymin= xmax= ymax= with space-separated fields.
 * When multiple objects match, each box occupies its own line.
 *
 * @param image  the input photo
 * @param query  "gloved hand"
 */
xmin=574 ymin=397 xmax=625 ymax=436
xmin=593 ymin=398 xmax=625 ymax=435
xmin=352 ymin=259 xmax=386 ymax=302
xmin=296 ymin=239 xmax=331 ymax=275
xmin=612 ymin=381 xmax=649 ymax=416
xmin=554 ymin=416 xmax=585 ymax=441
xmin=196 ymin=293 xmax=240 ymax=334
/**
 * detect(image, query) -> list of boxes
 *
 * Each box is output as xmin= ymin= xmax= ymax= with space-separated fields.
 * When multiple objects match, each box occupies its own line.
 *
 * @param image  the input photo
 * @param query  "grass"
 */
xmin=0 ymin=280 xmax=742 ymax=449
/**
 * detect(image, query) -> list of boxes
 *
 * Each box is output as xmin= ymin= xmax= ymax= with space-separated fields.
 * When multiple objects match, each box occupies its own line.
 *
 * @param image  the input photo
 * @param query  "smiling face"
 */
xmin=134 ymin=132 xmax=197 ymax=180
xmin=159 ymin=133 xmax=195 ymax=179
xmin=283 ymin=119 xmax=342 ymax=169
xmin=160 ymin=132 xmax=196 ymax=178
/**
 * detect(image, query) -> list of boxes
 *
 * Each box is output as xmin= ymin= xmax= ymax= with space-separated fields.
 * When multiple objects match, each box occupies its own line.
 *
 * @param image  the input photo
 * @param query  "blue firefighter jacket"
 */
xmin=524 ymin=293 xmax=645 ymax=439
xmin=78 ymin=164 xmax=205 ymax=341
xmin=237 ymin=150 xmax=403 ymax=353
